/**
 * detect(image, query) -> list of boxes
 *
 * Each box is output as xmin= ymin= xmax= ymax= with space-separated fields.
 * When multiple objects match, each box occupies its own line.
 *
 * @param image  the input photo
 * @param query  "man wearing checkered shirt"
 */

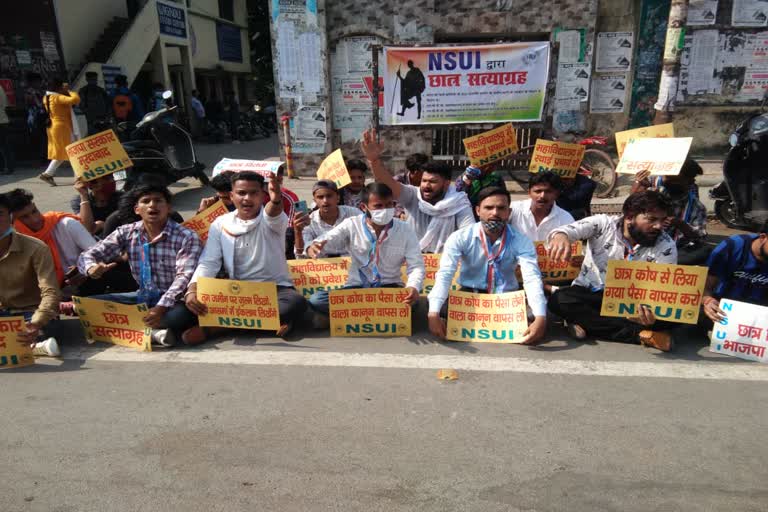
xmin=78 ymin=184 xmax=202 ymax=347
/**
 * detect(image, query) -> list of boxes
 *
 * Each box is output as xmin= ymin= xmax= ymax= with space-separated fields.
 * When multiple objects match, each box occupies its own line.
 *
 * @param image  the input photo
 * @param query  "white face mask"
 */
xmin=368 ymin=208 xmax=395 ymax=226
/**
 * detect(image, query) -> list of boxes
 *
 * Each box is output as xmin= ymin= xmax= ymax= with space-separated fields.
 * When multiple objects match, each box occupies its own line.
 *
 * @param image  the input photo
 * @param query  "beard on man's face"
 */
xmin=628 ymin=221 xmax=661 ymax=247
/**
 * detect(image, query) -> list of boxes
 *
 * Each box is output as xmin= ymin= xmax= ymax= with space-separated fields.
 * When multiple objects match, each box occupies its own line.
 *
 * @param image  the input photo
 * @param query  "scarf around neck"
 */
xmin=416 ymin=185 xmax=471 ymax=252
xmin=15 ymin=211 xmax=81 ymax=284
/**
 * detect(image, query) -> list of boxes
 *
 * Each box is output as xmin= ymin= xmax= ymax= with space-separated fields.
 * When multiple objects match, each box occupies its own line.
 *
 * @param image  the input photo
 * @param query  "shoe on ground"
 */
xmin=181 ymin=326 xmax=207 ymax=346
xmin=564 ymin=320 xmax=587 ymax=340
xmin=32 ymin=337 xmax=61 ymax=357
xmin=38 ymin=173 xmax=56 ymax=186
xmin=150 ymin=329 xmax=177 ymax=347
xmin=639 ymin=330 xmax=673 ymax=352
xmin=311 ymin=313 xmax=330 ymax=330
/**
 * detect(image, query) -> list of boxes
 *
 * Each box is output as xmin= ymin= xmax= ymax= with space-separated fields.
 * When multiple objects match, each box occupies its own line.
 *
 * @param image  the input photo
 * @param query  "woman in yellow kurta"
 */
xmin=38 ymin=78 xmax=80 ymax=186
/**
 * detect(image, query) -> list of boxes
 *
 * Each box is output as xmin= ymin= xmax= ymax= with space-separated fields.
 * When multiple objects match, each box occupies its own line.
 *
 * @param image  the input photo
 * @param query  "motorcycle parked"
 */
xmin=710 ymin=109 xmax=768 ymax=230
xmin=120 ymin=91 xmax=209 ymax=190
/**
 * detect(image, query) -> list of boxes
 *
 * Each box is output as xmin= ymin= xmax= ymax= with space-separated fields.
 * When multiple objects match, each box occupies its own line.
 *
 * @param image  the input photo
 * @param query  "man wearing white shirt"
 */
xmin=305 ymin=183 xmax=425 ymax=327
xmin=508 ymin=171 xmax=574 ymax=241
xmin=293 ymin=179 xmax=363 ymax=258
xmin=185 ymin=171 xmax=307 ymax=341
xmin=547 ymin=191 xmax=678 ymax=351
xmin=427 ymin=187 xmax=547 ymax=345
xmin=362 ymin=129 xmax=475 ymax=253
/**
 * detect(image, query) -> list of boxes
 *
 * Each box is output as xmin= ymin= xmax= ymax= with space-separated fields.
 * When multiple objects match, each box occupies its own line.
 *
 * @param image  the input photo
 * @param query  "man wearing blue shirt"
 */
xmin=427 ymin=187 xmax=548 ymax=344
xmin=702 ymin=223 xmax=768 ymax=324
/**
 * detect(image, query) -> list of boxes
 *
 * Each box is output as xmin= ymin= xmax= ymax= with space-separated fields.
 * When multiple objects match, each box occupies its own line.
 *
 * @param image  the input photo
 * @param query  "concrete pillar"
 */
xmin=179 ymin=44 xmax=197 ymax=111
xmin=654 ymin=0 xmax=689 ymax=124
xmin=230 ymin=74 xmax=239 ymax=100
xmin=150 ymin=40 xmax=171 ymax=88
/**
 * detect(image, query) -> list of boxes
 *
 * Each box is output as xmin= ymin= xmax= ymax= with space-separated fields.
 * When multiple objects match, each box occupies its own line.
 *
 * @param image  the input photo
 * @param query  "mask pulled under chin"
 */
xmin=482 ymin=220 xmax=506 ymax=233
xmin=368 ymin=208 xmax=395 ymax=226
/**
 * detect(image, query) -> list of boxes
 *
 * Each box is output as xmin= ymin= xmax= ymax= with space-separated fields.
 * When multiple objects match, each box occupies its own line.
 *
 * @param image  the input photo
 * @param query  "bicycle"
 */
xmin=506 ymin=136 xmax=618 ymax=198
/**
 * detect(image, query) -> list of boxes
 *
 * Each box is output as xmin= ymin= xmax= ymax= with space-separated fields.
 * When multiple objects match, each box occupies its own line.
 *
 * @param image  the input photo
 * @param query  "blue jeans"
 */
xmin=88 ymin=292 xmax=196 ymax=343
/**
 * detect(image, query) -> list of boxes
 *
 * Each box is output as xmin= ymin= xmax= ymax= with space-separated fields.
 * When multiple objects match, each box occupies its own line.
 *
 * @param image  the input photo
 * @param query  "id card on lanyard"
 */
xmin=358 ymin=217 xmax=392 ymax=287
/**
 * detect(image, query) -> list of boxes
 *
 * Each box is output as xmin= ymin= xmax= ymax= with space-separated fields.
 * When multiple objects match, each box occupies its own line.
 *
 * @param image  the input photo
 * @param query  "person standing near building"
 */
xmin=190 ymin=90 xmax=206 ymax=140
xmin=78 ymin=71 xmax=110 ymax=135
xmin=38 ymin=78 xmax=80 ymax=186
xmin=0 ymin=84 xmax=14 ymax=175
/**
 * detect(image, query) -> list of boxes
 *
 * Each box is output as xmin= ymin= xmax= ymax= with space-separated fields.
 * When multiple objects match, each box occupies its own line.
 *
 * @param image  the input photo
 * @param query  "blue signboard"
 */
xmin=216 ymin=22 xmax=242 ymax=63
xmin=157 ymin=1 xmax=187 ymax=39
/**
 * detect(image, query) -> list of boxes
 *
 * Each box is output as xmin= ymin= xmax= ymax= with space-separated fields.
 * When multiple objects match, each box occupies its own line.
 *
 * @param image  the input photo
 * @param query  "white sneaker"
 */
xmin=32 ymin=337 xmax=61 ymax=357
xmin=150 ymin=329 xmax=176 ymax=347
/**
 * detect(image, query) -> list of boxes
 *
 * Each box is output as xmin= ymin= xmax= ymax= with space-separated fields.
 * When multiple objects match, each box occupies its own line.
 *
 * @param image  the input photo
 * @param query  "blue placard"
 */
xmin=157 ymin=1 xmax=187 ymax=39
xmin=216 ymin=22 xmax=242 ymax=63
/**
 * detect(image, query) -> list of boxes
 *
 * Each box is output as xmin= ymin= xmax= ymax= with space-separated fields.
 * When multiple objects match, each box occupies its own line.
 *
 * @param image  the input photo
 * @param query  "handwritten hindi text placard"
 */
xmin=462 ymin=123 xmax=519 ymax=166
xmin=601 ymin=260 xmax=707 ymax=324
xmin=446 ymin=290 xmax=528 ymax=343
xmin=288 ymin=257 xmax=351 ymax=299
xmin=329 ymin=288 xmax=412 ymax=337
xmin=66 ymin=129 xmax=132 ymax=181
xmin=197 ymin=278 xmax=280 ymax=331
xmin=528 ymin=139 xmax=586 ymax=179
xmin=710 ymin=299 xmax=768 ymax=363
xmin=614 ymin=123 xmax=674 ymax=158
xmin=615 ymin=137 xmax=692 ymax=176
xmin=73 ymin=297 xmax=151 ymax=351
xmin=317 ymin=149 xmax=351 ymax=189
xmin=182 ymin=200 xmax=228 ymax=242
xmin=0 ymin=317 xmax=34 ymax=368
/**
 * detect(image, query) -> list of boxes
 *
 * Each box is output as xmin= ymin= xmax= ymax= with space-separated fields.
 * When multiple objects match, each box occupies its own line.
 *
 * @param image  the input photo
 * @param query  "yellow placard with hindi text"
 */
xmin=329 ymin=288 xmax=412 ymax=337
xmin=66 ymin=129 xmax=132 ymax=181
xmin=462 ymin=123 xmax=519 ymax=166
xmin=182 ymin=200 xmax=229 ymax=243
xmin=600 ymin=260 xmax=708 ymax=324
xmin=534 ymin=241 xmax=583 ymax=283
xmin=72 ymin=297 xmax=151 ymax=351
xmin=197 ymin=277 xmax=280 ymax=331
xmin=528 ymin=139 xmax=586 ymax=179
xmin=615 ymin=123 xmax=674 ymax=158
xmin=399 ymin=253 xmax=461 ymax=296
xmin=317 ymin=149 xmax=352 ymax=189
xmin=446 ymin=290 xmax=528 ymax=343
xmin=0 ymin=317 xmax=34 ymax=368
xmin=288 ymin=257 xmax=351 ymax=299
xmin=615 ymin=137 xmax=692 ymax=176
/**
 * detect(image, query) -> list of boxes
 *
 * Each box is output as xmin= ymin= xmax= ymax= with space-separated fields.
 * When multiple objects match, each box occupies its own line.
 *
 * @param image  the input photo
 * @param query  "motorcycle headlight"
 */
xmin=729 ymin=133 xmax=738 ymax=147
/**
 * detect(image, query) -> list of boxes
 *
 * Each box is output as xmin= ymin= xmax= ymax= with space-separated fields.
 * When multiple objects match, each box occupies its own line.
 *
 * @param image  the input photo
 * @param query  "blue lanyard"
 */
xmin=358 ymin=217 xmax=392 ymax=287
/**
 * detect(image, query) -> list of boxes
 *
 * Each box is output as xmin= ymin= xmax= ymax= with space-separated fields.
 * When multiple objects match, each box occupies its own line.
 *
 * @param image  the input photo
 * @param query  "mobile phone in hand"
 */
xmin=294 ymin=200 xmax=308 ymax=215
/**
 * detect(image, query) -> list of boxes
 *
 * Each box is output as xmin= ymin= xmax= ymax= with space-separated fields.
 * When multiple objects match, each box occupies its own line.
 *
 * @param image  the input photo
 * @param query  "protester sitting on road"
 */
xmin=101 ymin=178 xmax=185 ymax=237
xmin=557 ymin=173 xmax=597 ymax=221
xmin=0 ymin=192 xmax=62 ymax=356
xmin=293 ymin=179 xmax=363 ymax=258
xmin=363 ymin=129 xmax=474 ymax=253
xmin=78 ymin=184 xmax=202 ymax=347
xmin=196 ymin=172 xmax=236 ymax=215
xmin=631 ymin=158 xmax=708 ymax=264
xmin=340 ymin=159 xmax=369 ymax=208
xmin=701 ymin=222 xmax=768 ymax=326
xmin=38 ymin=77 xmax=81 ymax=186
xmin=8 ymin=188 xmax=96 ymax=288
xmin=70 ymin=174 xmax=122 ymax=235
xmin=547 ymin=191 xmax=678 ymax=351
xmin=509 ymin=171 xmax=574 ymax=241
xmin=305 ymin=183 xmax=425 ymax=328
xmin=455 ymin=162 xmax=505 ymax=208
xmin=184 ymin=172 xmax=307 ymax=341
xmin=427 ymin=187 xmax=547 ymax=345
xmin=395 ymin=153 xmax=429 ymax=186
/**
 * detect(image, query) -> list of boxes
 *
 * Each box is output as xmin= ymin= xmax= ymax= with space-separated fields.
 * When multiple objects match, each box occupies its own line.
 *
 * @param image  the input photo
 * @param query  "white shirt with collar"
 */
xmin=192 ymin=209 xmax=294 ymax=287
xmin=548 ymin=214 xmax=678 ymax=290
xmin=298 ymin=205 xmax=363 ymax=257
xmin=508 ymin=198 xmax=575 ymax=242
xmin=317 ymin=216 xmax=426 ymax=290
xmin=54 ymin=217 xmax=97 ymax=270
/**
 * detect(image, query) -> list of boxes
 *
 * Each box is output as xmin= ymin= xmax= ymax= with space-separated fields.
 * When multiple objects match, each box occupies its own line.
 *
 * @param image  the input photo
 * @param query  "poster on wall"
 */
xmin=596 ymin=32 xmax=634 ymax=72
xmin=274 ymin=1 xmax=324 ymax=103
xmin=40 ymin=32 xmax=60 ymax=61
xmin=555 ymin=62 xmax=590 ymax=107
xmin=687 ymin=0 xmax=718 ymax=25
xmin=382 ymin=42 xmax=551 ymax=125
xmin=590 ymin=74 xmax=628 ymax=113
xmin=732 ymin=0 xmax=768 ymax=27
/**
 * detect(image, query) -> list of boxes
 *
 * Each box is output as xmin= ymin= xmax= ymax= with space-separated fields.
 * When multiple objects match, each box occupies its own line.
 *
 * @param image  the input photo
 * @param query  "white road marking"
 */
xmin=50 ymin=347 xmax=768 ymax=382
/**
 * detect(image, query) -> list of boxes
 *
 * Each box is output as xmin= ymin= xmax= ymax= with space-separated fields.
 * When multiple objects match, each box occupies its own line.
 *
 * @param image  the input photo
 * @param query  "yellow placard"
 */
xmin=615 ymin=123 xmax=674 ymax=158
xmin=72 ymin=297 xmax=151 ymax=351
xmin=288 ymin=257 xmax=351 ymax=299
xmin=462 ymin=123 xmax=519 ymax=166
xmin=600 ymin=260 xmax=708 ymax=325
xmin=66 ymin=129 xmax=132 ymax=181
xmin=197 ymin=277 xmax=280 ymax=331
xmin=329 ymin=288 xmax=412 ymax=337
xmin=0 ymin=316 xmax=34 ymax=368
xmin=182 ymin=200 xmax=229 ymax=243
xmin=317 ymin=149 xmax=352 ymax=189
xmin=528 ymin=139 xmax=586 ymax=179
xmin=534 ymin=241 xmax=583 ymax=283
xmin=400 ymin=253 xmax=460 ymax=296
xmin=446 ymin=290 xmax=528 ymax=343
xmin=615 ymin=137 xmax=692 ymax=176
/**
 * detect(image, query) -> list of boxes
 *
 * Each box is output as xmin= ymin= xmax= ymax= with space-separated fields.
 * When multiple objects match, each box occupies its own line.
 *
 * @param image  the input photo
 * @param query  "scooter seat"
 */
xmin=124 ymin=139 xmax=160 ymax=151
